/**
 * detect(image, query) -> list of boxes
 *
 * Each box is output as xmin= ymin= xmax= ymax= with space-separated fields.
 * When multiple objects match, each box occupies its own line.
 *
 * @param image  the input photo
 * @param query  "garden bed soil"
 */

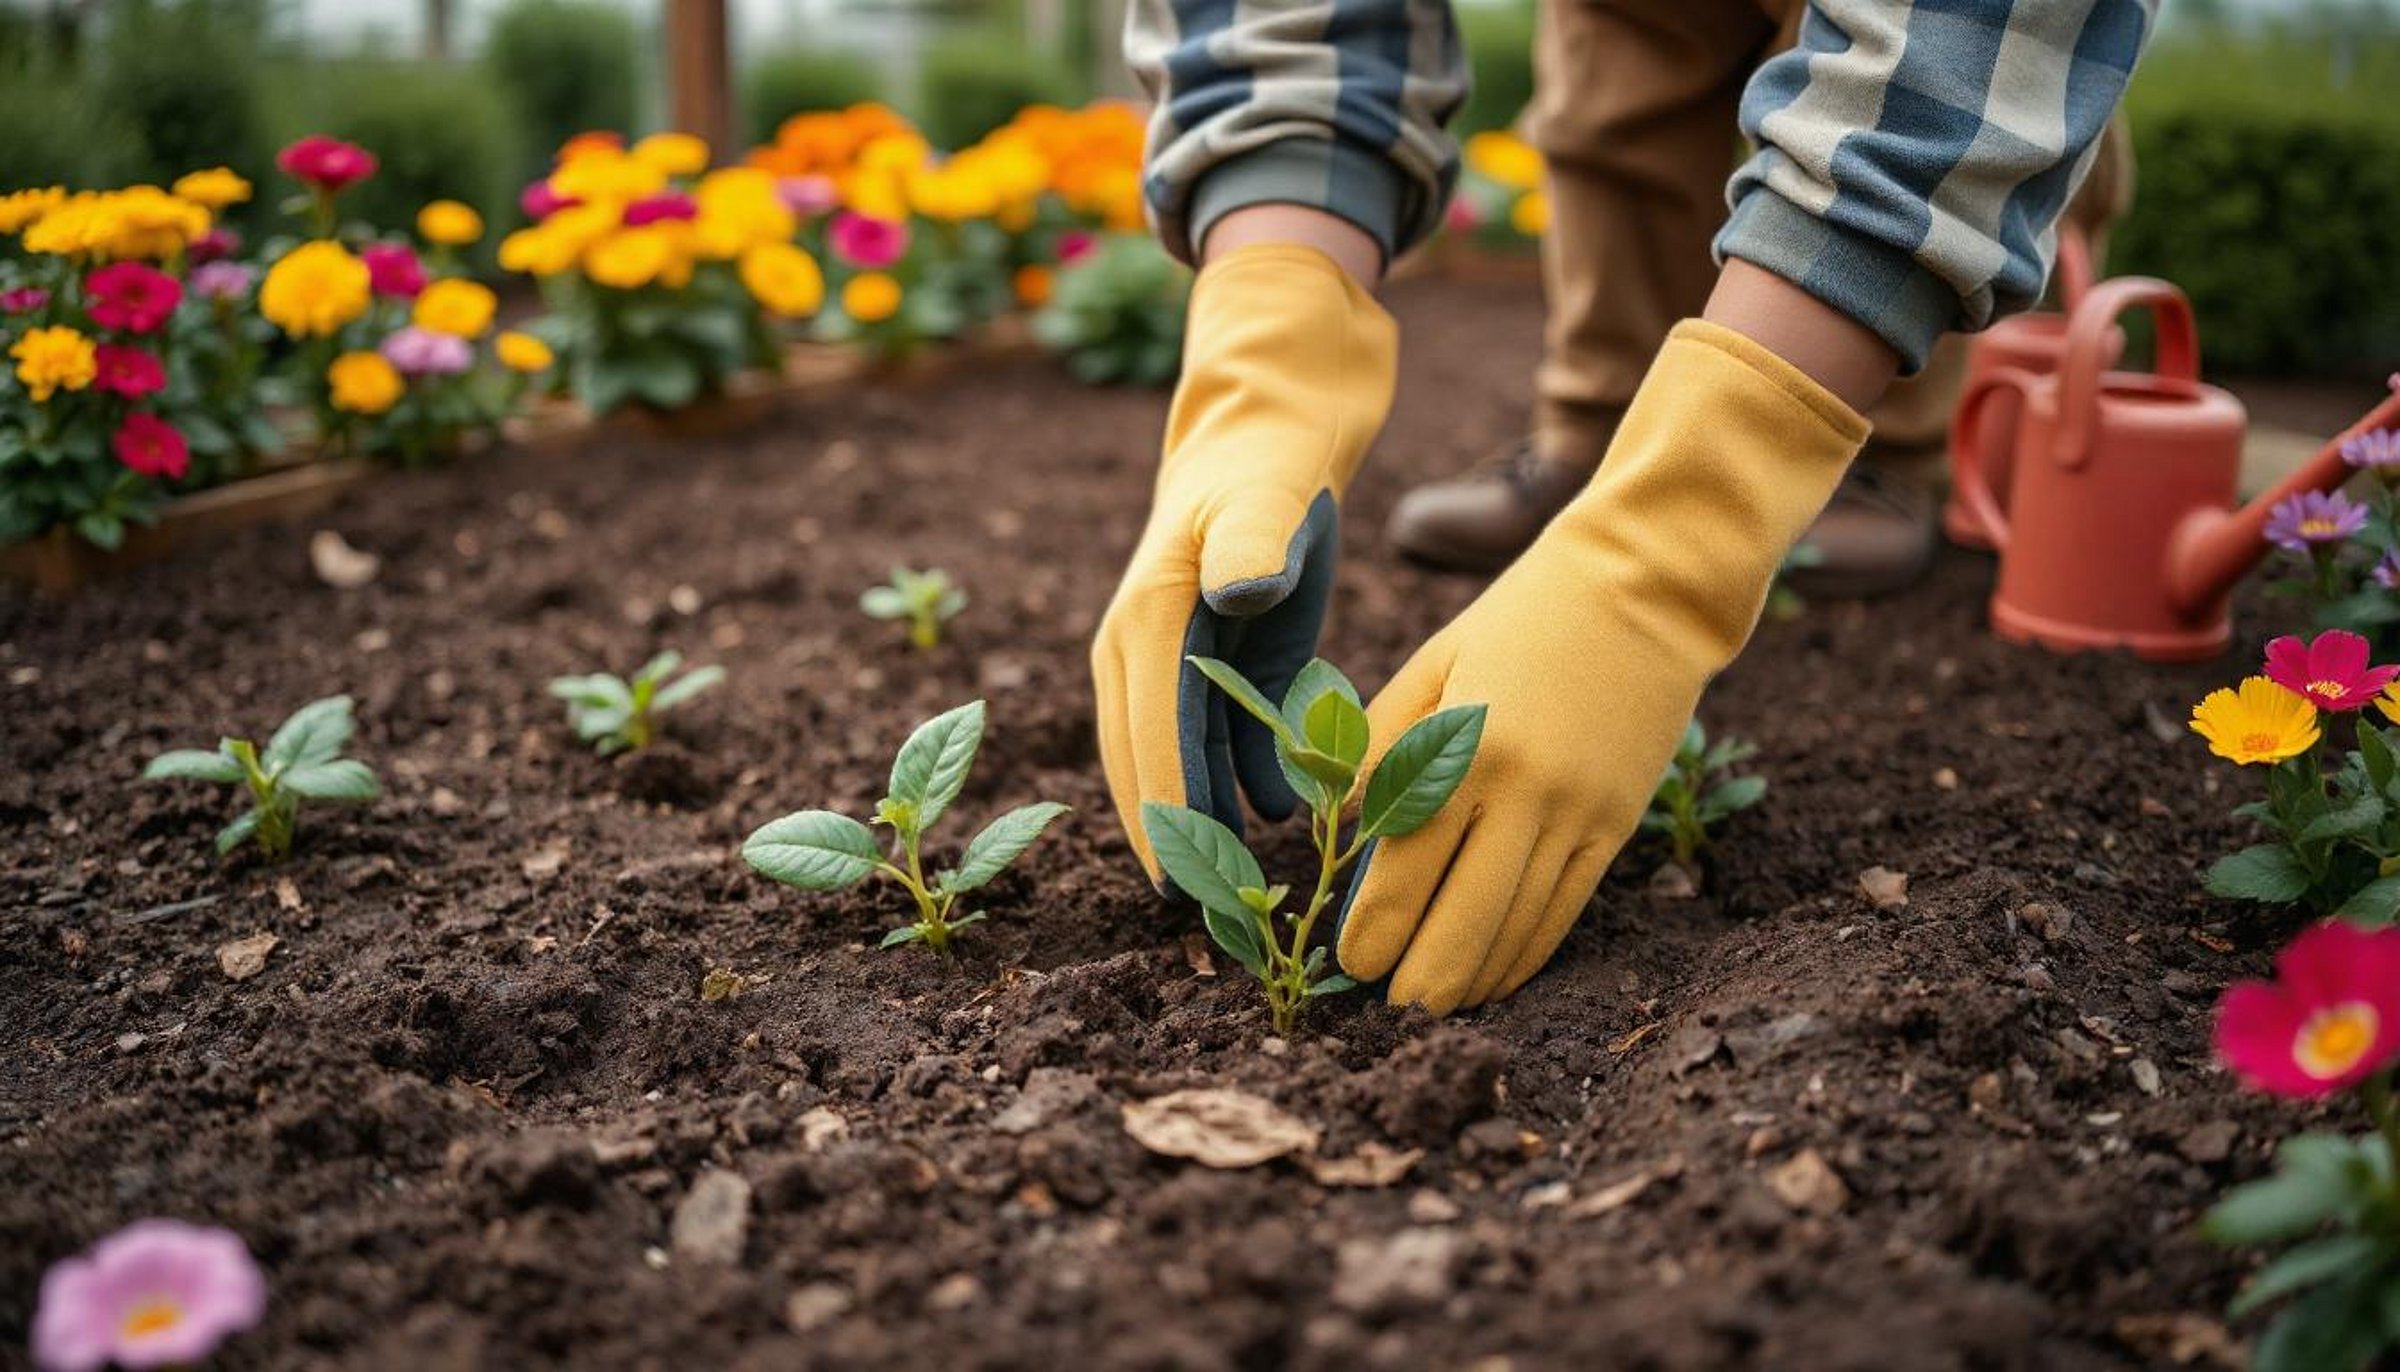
xmin=0 ymin=274 xmax=2317 ymax=1370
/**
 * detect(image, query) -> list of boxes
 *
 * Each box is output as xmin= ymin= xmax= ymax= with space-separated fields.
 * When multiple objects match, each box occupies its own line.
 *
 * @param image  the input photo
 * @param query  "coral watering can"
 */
xmin=1952 ymin=275 xmax=2400 ymax=663
xmin=1941 ymin=226 xmax=2100 ymax=550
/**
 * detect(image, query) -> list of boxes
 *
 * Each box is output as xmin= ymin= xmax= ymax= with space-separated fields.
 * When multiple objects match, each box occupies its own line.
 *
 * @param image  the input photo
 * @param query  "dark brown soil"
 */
xmin=0 ymin=275 xmax=2313 ymax=1370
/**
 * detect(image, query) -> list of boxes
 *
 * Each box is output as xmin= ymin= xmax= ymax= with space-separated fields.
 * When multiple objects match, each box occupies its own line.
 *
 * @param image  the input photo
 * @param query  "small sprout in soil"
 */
xmin=860 ymin=566 xmax=967 ymax=650
xmin=1145 ymin=657 xmax=1486 ymax=1035
xmin=1640 ymin=718 xmax=1767 ymax=869
xmin=547 ymin=650 xmax=725 ymax=754
xmin=143 ymin=694 xmax=380 ymax=862
xmin=741 ymin=700 xmax=1069 ymax=954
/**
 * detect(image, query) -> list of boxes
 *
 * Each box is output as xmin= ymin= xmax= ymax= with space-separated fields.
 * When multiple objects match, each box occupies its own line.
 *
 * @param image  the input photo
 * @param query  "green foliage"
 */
xmin=1638 ymin=718 xmax=1767 ymax=871
xmin=914 ymin=31 xmax=1082 ymax=151
xmin=2205 ymin=721 xmax=2400 ymax=922
xmin=1145 ymin=657 xmax=1486 ymax=1033
xmin=88 ymin=0 xmax=275 ymax=194
xmin=742 ymin=701 xmax=1070 ymax=954
xmin=548 ymin=650 xmax=725 ymax=754
xmin=860 ymin=566 xmax=967 ymax=650
xmin=1030 ymin=234 xmax=1189 ymax=387
xmin=2204 ymin=1126 xmax=2400 ymax=1372
xmin=1454 ymin=0 xmax=1536 ymax=137
xmin=742 ymin=47 xmax=886 ymax=145
xmin=281 ymin=60 xmax=520 ymax=238
xmin=534 ymin=261 xmax=781 ymax=414
xmin=482 ymin=0 xmax=640 ymax=178
xmin=143 ymin=695 xmax=380 ymax=862
xmin=0 ymin=55 xmax=140 ymax=192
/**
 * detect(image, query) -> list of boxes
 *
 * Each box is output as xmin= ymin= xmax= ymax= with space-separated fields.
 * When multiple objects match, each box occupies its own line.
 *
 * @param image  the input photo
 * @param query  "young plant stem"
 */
xmin=1260 ymin=800 xmax=1366 ymax=1035
xmin=2364 ymin=1072 xmax=2400 ymax=1191
xmin=229 ymin=739 xmax=292 ymax=861
xmin=876 ymin=834 xmax=961 ymax=955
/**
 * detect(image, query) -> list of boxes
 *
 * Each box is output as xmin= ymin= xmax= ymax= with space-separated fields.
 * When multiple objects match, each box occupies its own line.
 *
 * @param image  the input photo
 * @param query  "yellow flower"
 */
xmin=842 ymin=272 xmax=902 ymax=324
xmin=21 ymin=187 xmax=209 ymax=262
xmin=9 ymin=325 xmax=97 ymax=401
xmin=1510 ymin=189 xmax=1550 ymax=237
xmin=692 ymin=167 xmax=795 ymax=258
xmin=413 ymin=278 xmax=497 ymax=338
xmin=498 ymin=226 xmax=574 ymax=276
xmin=417 ymin=199 xmax=484 ymax=247
xmin=327 ymin=351 xmax=404 ymax=415
xmin=172 ymin=167 xmax=252 ymax=210
xmin=631 ymin=131 xmax=711 ymax=178
xmin=2192 ymin=677 xmax=2321 ymax=765
xmin=738 ymin=242 xmax=824 ymax=318
xmin=1465 ymin=131 xmax=1545 ymax=192
xmin=0 ymin=186 xmax=65 ymax=234
xmin=1013 ymin=263 xmax=1053 ymax=308
xmin=906 ymin=161 xmax=1000 ymax=223
xmin=495 ymin=330 xmax=555 ymax=373
xmin=583 ymin=226 xmax=685 ymax=290
xmin=549 ymin=148 xmax=666 ymax=208
xmin=259 ymin=240 xmax=371 ymax=338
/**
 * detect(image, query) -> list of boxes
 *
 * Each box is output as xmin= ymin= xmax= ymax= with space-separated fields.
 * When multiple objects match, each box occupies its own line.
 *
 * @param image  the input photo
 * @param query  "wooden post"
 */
xmin=666 ymin=0 xmax=733 ymax=155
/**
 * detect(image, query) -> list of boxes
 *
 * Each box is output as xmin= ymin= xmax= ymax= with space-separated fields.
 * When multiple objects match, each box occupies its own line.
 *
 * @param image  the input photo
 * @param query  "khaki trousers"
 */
xmin=1526 ymin=0 xmax=2136 ymax=465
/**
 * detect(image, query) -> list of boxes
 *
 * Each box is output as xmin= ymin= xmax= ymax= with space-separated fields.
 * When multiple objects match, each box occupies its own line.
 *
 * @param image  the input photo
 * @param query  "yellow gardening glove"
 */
xmin=1339 ymin=320 xmax=1870 ymax=1013
xmin=1092 ymin=244 xmax=1398 ymax=879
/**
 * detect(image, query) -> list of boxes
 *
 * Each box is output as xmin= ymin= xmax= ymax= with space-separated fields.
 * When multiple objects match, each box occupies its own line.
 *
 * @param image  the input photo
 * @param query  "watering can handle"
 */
xmin=1949 ymin=369 xmax=2033 ymax=552
xmin=2055 ymin=276 xmax=2200 ymax=472
xmin=2053 ymin=222 xmax=2095 ymax=312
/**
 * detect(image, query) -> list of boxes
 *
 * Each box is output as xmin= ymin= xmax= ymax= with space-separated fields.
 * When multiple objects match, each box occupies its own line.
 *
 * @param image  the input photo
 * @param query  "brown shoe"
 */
xmin=1386 ymin=439 xmax=1599 ymax=574
xmin=1780 ymin=446 xmax=1941 ymax=600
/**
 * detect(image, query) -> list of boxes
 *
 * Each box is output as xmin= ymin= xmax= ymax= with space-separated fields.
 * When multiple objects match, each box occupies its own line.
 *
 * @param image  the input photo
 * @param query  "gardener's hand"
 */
xmin=1092 ymin=243 xmax=1398 ymax=880
xmin=1340 ymin=321 xmax=1870 ymax=1013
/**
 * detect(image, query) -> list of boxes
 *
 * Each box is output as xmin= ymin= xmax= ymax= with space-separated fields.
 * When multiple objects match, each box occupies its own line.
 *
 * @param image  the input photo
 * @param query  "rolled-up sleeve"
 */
xmin=1125 ymin=0 xmax=1468 ymax=266
xmin=1718 ymin=0 xmax=2156 ymax=372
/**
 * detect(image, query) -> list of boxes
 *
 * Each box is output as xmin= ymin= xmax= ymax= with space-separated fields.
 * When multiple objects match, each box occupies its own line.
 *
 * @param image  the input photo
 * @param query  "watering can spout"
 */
xmin=2167 ymin=391 xmax=2400 ymax=615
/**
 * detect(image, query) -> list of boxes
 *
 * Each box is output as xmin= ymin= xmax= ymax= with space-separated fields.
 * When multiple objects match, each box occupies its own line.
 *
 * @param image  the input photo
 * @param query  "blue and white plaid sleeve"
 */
xmin=1123 ymin=0 xmax=1468 ymax=266
xmin=1720 ymin=0 xmax=2158 ymax=372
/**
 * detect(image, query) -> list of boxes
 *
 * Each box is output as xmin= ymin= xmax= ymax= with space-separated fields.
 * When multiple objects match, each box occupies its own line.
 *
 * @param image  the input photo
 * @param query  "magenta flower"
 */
xmin=1055 ymin=229 xmax=1098 ymax=265
xmin=2262 ymin=629 xmax=2400 ymax=711
xmin=1445 ymin=197 xmax=1483 ymax=233
xmin=277 ymin=134 xmax=377 ymax=194
xmin=622 ymin=192 xmax=698 ymax=227
xmin=519 ymin=179 xmax=577 ymax=221
xmin=361 ymin=243 xmax=425 ymax=300
xmin=111 ymin=413 xmax=189 ymax=479
xmin=378 ymin=325 xmax=472 ymax=377
xmin=32 ymin=1219 xmax=265 ymax=1372
xmin=829 ymin=211 xmax=907 ymax=269
xmin=188 ymin=227 xmax=240 ymax=265
xmin=2 ymin=286 xmax=50 ymax=314
xmin=776 ymin=174 xmax=838 ymax=218
xmin=188 ymin=261 xmax=255 ymax=303
xmin=2263 ymin=490 xmax=2369 ymax=554
xmin=2218 ymin=921 xmax=2400 ymax=1098
xmin=92 ymin=345 xmax=166 ymax=400
xmin=85 ymin=263 xmax=182 ymax=335
xmin=2341 ymin=428 xmax=2400 ymax=471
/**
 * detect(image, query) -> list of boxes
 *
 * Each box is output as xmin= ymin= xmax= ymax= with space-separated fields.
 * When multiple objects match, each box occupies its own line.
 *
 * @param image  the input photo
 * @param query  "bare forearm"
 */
xmin=1702 ymin=259 xmax=1899 ymax=415
xmin=1201 ymin=206 xmax=1384 ymax=289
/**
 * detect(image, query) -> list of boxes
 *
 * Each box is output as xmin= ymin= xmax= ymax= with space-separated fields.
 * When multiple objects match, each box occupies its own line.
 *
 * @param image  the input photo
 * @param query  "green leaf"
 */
xmin=2252 ymin=1271 xmax=2393 ymax=1372
xmin=651 ymin=665 xmax=724 ymax=711
xmin=2204 ymin=1136 xmax=2368 ymax=1245
xmin=1698 ymin=775 xmax=1768 ymax=822
xmin=145 ymin=748 xmax=243 ymax=783
xmin=280 ymin=759 xmax=379 ymax=803
xmin=943 ymin=802 xmax=1072 ymax=892
xmin=548 ymin=674 xmax=634 ymax=709
xmin=860 ymin=585 xmax=908 ymax=618
xmin=1204 ymin=904 xmax=1268 ymax=977
xmin=1140 ymin=801 xmax=1265 ymax=918
xmin=2362 ymin=724 xmax=2398 ymax=794
xmin=887 ymin=701 xmax=986 ymax=833
xmin=263 ymin=695 xmax=356 ymax=774
xmin=2230 ymin=1234 xmax=2384 ymax=1318
xmin=1679 ymin=717 xmax=1706 ymax=760
xmin=880 ymin=925 xmax=929 ymax=948
xmin=1188 ymin=656 xmax=1295 ymax=747
xmin=1280 ymin=659 xmax=1361 ymax=736
xmin=742 ymin=810 xmax=881 ymax=890
xmin=2206 ymin=844 xmax=2316 ymax=905
xmin=214 ymin=809 xmax=260 ymax=856
xmin=1288 ymin=745 xmax=1357 ymax=792
xmin=633 ymin=650 xmax=683 ymax=686
xmin=1302 ymin=689 xmax=1370 ymax=770
xmin=1308 ymin=973 xmax=1360 ymax=998
xmin=1360 ymin=705 xmax=1488 ymax=839
xmin=2300 ymin=792 xmax=2387 ymax=845
xmin=2336 ymin=875 xmax=2400 ymax=926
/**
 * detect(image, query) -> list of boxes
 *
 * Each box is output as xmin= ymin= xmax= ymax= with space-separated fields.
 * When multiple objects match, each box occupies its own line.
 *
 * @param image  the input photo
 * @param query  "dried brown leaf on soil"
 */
xmin=1121 ymin=1088 xmax=1320 ymax=1169
xmin=1566 ymin=1155 xmax=1686 ymax=1220
xmin=308 ymin=529 xmax=380 ymax=588
xmin=216 ymin=932 xmax=277 ymax=982
xmin=522 ymin=843 xmax=570 ymax=880
xmin=271 ymin=876 xmax=303 ymax=912
xmin=1764 ymin=1148 xmax=1849 ymax=1216
xmin=2112 ymin=1312 xmax=2245 ymax=1368
xmin=1857 ymin=866 xmax=1910 ymax=911
xmin=1306 ymin=1143 xmax=1424 ymax=1188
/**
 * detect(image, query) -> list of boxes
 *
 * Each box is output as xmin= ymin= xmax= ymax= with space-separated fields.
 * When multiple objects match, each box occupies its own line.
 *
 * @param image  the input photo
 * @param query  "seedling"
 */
xmin=860 ymin=567 xmax=967 ymax=650
xmin=1640 ymin=718 xmax=1768 ymax=867
xmin=741 ymin=700 xmax=1068 ymax=954
xmin=547 ymin=650 xmax=725 ymax=754
xmin=143 ymin=694 xmax=380 ymax=861
xmin=1143 ymin=657 xmax=1486 ymax=1034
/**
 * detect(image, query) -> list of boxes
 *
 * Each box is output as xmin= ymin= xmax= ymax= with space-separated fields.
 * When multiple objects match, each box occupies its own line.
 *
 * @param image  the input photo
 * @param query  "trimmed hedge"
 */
xmin=1455 ymin=0 xmax=1535 ymax=137
xmin=915 ymin=33 xmax=1083 ymax=151
xmin=88 ymin=0 xmax=276 ymax=193
xmin=0 ymin=60 xmax=139 ymax=191
xmin=743 ymin=48 xmax=886 ymax=145
xmin=483 ymin=0 xmax=640 ymax=175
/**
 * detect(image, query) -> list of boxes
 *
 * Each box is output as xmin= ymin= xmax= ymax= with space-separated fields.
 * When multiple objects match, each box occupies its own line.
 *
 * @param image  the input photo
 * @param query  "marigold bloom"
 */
xmin=0 ymin=185 xmax=66 ymax=233
xmin=171 ymin=166 xmax=252 ymax=210
xmin=1510 ymin=190 xmax=1550 ymax=237
xmin=92 ymin=344 xmax=166 ymax=399
xmin=583 ymin=226 xmax=690 ymax=290
xmin=2217 ymin=921 xmax=2400 ymax=1098
xmin=22 ymin=188 xmax=209 ymax=262
xmin=30 ymin=1219 xmax=265 ymax=1372
xmin=495 ymin=330 xmax=554 ymax=373
xmin=556 ymin=130 xmax=627 ymax=163
xmin=1013 ymin=263 xmax=1053 ymax=308
xmin=278 ymin=134 xmax=378 ymax=193
xmin=549 ymin=147 xmax=667 ymax=207
xmin=632 ymin=131 xmax=711 ymax=177
xmin=361 ymin=242 xmax=426 ymax=300
xmin=1464 ymin=130 xmax=1544 ymax=191
xmin=2262 ymin=630 xmax=2400 ymax=712
xmin=379 ymin=325 xmax=473 ymax=377
xmin=738 ymin=242 xmax=823 ymax=318
xmin=842 ymin=272 xmax=902 ymax=324
xmin=2190 ymin=676 xmax=2320 ymax=765
xmin=411 ymin=279 xmax=497 ymax=338
xmin=2264 ymin=490 xmax=2369 ymax=553
xmin=10 ymin=325 xmax=97 ymax=401
xmin=327 ymin=350 xmax=404 ymax=415
xmin=259 ymin=241 xmax=371 ymax=338
xmin=410 ymin=199 xmax=481 ymax=247
xmin=112 ymin=412 xmax=188 ymax=478
xmin=692 ymin=168 xmax=795 ymax=258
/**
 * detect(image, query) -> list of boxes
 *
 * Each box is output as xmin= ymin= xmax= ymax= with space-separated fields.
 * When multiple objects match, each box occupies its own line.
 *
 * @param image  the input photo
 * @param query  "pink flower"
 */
xmin=277 ymin=134 xmax=378 ymax=194
xmin=111 ymin=413 xmax=189 ymax=479
xmin=519 ymin=179 xmax=577 ymax=221
xmin=622 ymin=192 xmax=698 ymax=227
xmin=776 ymin=175 xmax=838 ymax=218
xmin=31 ymin=1219 xmax=265 ymax=1372
xmin=378 ymin=325 xmax=472 ymax=377
xmin=2218 ymin=921 xmax=2400 ymax=1098
xmin=360 ymin=242 xmax=425 ymax=300
xmin=1445 ymin=196 xmax=1484 ymax=233
xmin=2262 ymin=630 xmax=2400 ymax=712
xmin=1055 ymin=229 xmax=1098 ymax=265
xmin=829 ymin=211 xmax=907 ymax=269
xmin=92 ymin=345 xmax=166 ymax=399
xmin=189 ymin=261 xmax=255 ymax=302
xmin=85 ymin=263 xmax=182 ymax=334
xmin=188 ymin=227 xmax=240 ymax=265
xmin=2 ymin=286 xmax=49 ymax=314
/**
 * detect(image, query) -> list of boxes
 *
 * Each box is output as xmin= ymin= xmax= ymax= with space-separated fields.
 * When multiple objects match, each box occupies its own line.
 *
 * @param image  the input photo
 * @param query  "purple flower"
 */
xmin=188 ymin=261 xmax=256 ymax=302
xmin=1 ymin=286 xmax=49 ymax=314
xmin=2343 ymin=428 xmax=2400 ymax=470
xmin=379 ymin=325 xmax=473 ymax=377
xmin=2375 ymin=551 xmax=2400 ymax=589
xmin=32 ymin=1219 xmax=266 ymax=1372
xmin=2265 ymin=490 xmax=2369 ymax=554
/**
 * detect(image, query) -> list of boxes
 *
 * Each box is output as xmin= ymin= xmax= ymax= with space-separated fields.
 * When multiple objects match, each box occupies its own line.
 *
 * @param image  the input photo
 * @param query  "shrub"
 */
xmin=0 ymin=59 xmax=139 ymax=191
xmin=482 ymin=0 xmax=641 ymax=176
xmin=915 ymin=32 xmax=1082 ymax=151
xmin=86 ymin=0 xmax=274 ymax=193
xmin=285 ymin=61 xmax=521 ymax=240
xmin=742 ymin=47 xmax=885 ymax=146
xmin=1455 ymin=0 xmax=1535 ymax=137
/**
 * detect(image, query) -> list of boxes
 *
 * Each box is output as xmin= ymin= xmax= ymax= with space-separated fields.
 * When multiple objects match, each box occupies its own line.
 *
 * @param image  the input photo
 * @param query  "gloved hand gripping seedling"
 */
xmin=1143 ymin=657 xmax=1484 ymax=1034
xmin=742 ymin=701 xmax=1069 ymax=953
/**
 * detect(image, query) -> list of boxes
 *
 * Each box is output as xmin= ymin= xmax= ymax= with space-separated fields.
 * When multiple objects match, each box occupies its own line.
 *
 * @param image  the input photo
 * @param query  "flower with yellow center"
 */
xmin=9 ymin=325 xmax=97 ymax=401
xmin=94 ymin=186 xmax=212 ymax=261
xmin=583 ymin=226 xmax=687 ymax=290
xmin=417 ymin=199 xmax=484 ymax=247
xmin=412 ymin=278 xmax=498 ymax=338
xmin=631 ymin=131 xmax=711 ymax=178
xmin=842 ymin=272 xmax=902 ymax=324
xmin=328 ymin=351 xmax=404 ymax=415
xmin=495 ymin=330 xmax=555 ymax=373
xmin=2294 ymin=1001 xmax=2381 ymax=1081
xmin=0 ymin=185 xmax=65 ymax=234
xmin=172 ymin=167 xmax=252 ymax=210
xmin=2190 ymin=676 xmax=2320 ymax=765
xmin=738 ymin=242 xmax=824 ymax=318
xmin=259 ymin=240 xmax=372 ymax=338
xmin=1465 ymin=130 xmax=1545 ymax=192
xmin=1510 ymin=190 xmax=1550 ymax=238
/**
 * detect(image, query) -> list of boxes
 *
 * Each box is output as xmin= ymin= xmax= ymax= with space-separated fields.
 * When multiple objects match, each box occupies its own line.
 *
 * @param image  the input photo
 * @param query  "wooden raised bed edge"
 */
xmin=0 ymin=459 xmax=374 ymax=595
